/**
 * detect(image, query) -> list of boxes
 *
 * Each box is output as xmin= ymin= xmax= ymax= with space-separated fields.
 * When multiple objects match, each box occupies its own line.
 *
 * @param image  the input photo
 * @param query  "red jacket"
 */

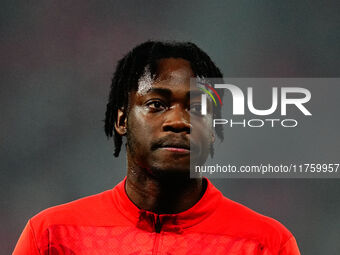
xmin=13 ymin=178 xmax=300 ymax=254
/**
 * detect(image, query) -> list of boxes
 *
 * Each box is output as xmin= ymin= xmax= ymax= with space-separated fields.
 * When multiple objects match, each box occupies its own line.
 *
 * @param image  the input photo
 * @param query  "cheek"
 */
xmin=191 ymin=116 xmax=214 ymax=158
xmin=127 ymin=109 xmax=160 ymax=147
xmin=128 ymin=107 xmax=150 ymax=129
xmin=192 ymin=116 xmax=213 ymax=139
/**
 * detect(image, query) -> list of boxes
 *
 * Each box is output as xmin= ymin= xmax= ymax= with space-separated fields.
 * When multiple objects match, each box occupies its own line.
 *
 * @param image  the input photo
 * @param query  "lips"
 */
xmin=151 ymin=137 xmax=190 ymax=152
xmin=159 ymin=142 xmax=190 ymax=150
xmin=151 ymin=135 xmax=200 ymax=154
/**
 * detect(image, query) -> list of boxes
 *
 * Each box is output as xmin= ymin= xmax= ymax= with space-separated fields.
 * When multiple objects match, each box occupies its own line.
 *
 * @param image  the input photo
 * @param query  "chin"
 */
xmin=148 ymin=163 xmax=191 ymax=180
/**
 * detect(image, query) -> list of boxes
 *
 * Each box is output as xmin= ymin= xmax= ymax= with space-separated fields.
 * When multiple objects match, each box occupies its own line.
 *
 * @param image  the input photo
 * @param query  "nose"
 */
xmin=162 ymin=105 xmax=191 ymax=134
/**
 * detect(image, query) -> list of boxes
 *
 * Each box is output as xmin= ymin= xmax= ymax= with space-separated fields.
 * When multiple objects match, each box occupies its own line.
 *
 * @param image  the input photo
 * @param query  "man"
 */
xmin=13 ymin=41 xmax=300 ymax=254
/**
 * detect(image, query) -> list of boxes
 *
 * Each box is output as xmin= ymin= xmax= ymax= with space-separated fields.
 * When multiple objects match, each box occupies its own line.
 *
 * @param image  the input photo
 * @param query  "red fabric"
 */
xmin=13 ymin=178 xmax=300 ymax=254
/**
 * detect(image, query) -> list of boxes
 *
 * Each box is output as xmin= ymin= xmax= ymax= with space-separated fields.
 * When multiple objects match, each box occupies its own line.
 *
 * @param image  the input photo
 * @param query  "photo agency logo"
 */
xmin=196 ymin=79 xmax=312 ymax=128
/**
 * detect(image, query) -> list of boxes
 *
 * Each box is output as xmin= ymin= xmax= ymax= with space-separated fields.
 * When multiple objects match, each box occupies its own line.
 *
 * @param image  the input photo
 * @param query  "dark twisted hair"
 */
xmin=104 ymin=41 xmax=224 ymax=157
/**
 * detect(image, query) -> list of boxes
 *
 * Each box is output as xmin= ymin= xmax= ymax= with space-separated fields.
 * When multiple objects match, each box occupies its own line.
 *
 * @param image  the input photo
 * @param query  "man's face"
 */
xmin=122 ymin=58 xmax=214 ymax=176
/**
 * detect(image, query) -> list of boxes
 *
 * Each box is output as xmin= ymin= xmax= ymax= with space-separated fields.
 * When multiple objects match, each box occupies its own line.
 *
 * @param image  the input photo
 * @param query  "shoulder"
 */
xmin=214 ymin=193 xmax=296 ymax=253
xmin=221 ymin=195 xmax=291 ymax=233
xmin=30 ymin=189 xmax=116 ymax=233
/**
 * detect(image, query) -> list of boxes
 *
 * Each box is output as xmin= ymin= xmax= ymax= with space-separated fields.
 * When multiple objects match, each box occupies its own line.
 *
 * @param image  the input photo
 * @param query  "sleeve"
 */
xmin=13 ymin=220 xmax=41 ymax=255
xmin=279 ymin=236 xmax=301 ymax=255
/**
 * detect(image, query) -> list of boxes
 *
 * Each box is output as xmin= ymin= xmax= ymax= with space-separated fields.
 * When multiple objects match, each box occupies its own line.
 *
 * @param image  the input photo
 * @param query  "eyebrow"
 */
xmin=146 ymin=88 xmax=172 ymax=98
xmin=189 ymin=90 xmax=204 ymax=99
xmin=145 ymin=88 xmax=203 ymax=100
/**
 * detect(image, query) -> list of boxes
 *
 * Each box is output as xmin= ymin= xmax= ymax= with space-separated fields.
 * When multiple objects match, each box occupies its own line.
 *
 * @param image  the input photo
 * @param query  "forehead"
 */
xmin=137 ymin=58 xmax=195 ymax=95
xmin=156 ymin=58 xmax=194 ymax=82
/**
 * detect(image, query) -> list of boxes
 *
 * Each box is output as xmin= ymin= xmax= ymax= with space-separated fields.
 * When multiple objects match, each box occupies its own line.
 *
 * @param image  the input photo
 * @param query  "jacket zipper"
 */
xmin=152 ymin=215 xmax=161 ymax=255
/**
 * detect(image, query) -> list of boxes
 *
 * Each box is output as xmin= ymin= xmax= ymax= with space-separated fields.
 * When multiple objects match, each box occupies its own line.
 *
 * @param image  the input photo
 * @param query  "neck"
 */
xmin=125 ymin=165 xmax=205 ymax=214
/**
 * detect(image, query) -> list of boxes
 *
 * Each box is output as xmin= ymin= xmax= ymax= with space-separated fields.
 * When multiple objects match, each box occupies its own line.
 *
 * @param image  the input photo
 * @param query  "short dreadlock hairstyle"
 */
xmin=104 ymin=40 xmax=224 ymax=157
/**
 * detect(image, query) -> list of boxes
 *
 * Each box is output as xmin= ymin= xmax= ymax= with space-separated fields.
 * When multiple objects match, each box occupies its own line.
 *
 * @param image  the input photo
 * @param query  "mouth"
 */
xmin=160 ymin=146 xmax=190 ymax=153
xmin=151 ymin=135 xmax=200 ymax=155
xmin=157 ymin=142 xmax=190 ymax=153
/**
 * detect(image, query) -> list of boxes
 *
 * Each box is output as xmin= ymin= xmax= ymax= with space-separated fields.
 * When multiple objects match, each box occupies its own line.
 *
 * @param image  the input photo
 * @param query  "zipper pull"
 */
xmin=155 ymin=214 xmax=161 ymax=233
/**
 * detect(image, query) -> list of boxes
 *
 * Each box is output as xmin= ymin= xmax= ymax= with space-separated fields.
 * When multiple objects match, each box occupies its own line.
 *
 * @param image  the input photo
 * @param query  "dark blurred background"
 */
xmin=1 ymin=1 xmax=340 ymax=254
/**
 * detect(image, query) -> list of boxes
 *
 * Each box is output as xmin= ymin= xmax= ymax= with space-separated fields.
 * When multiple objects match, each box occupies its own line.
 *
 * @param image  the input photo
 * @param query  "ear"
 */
xmin=114 ymin=108 xmax=127 ymax=136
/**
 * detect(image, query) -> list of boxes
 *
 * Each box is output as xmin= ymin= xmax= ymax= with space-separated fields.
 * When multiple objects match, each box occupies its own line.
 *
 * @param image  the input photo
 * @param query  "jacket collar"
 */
xmin=112 ymin=177 xmax=222 ymax=233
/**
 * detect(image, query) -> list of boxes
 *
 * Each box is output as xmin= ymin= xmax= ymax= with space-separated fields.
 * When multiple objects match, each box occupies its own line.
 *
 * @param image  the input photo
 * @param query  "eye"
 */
xmin=189 ymin=103 xmax=202 ymax=115
xmin=146 ymin=100 xmax=166 ymax=111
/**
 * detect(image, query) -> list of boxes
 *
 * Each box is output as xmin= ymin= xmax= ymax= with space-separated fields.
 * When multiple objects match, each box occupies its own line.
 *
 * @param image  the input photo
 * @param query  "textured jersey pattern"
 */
xmin=38 ymin=225 xmax=270 ymax=255
xmin=13 ymin=178 xmax=300 ymax=255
